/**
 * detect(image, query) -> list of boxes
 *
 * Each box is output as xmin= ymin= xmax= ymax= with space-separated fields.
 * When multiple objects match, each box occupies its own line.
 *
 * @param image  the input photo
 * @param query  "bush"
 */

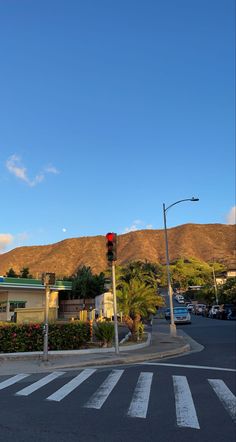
xmin=93 ymin=321 xmax=115 ymax=347
xmin=138 ymin=322 xmax=144 ymax=339
xmin=0 ymin=321 xmax=90 ymax=353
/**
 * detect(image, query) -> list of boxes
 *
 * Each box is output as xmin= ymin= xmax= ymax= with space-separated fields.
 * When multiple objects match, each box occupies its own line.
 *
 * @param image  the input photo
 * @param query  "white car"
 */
xmin=175 ymin=295 xmax=185 ymax=304
xmin=173 ymin=307 xmax=191 ymax=324
xmin=194 ymin=304 xmax=206 ymax=315
xmin=209 ymin=305 xmax=220 ymax=318
xmin=186 ymin=303 xmax=194 ymax=312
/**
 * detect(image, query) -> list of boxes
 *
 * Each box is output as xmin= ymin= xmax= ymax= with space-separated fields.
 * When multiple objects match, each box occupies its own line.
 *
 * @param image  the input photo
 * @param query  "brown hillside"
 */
xmin=0 ymin=224 xmax=235 ymax=277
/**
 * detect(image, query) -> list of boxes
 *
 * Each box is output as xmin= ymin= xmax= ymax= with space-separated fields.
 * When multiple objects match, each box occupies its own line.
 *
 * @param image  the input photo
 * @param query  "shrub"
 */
xmin=0 ymin=321 xmax=90 ymax=353
xmin=138 ymin=322 xmax=144 ymax=339
xmin=93 ymin=321 xmax=115 ymax=347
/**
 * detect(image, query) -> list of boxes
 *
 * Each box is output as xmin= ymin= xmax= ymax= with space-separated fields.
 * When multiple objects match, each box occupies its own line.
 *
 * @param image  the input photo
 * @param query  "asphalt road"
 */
xmin=0 ymin=315 xmax=235 ymax=442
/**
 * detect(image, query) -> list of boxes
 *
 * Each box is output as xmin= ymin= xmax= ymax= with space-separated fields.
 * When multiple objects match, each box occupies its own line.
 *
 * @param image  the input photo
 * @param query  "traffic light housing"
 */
xmin=106 ymin=232 xmax=117 ymax=262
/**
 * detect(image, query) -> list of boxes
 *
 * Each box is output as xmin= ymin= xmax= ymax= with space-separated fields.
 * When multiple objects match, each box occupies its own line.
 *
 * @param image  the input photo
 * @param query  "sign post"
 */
xmin=42 ymin=272 xmax=55 ymax=361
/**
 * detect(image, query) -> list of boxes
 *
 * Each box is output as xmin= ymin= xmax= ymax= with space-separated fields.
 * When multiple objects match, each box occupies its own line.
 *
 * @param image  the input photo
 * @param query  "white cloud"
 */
xmin=6 ymin=154 xmax=59 ymax=187
xmin=133 ymin=219 xmax=142 ymax=225
xmin=226 ymin=206 xmax=236 ymax=224
xmin=62 ymin=228 xmax=67 ymax=232
xmin=122 ymin=220 xmax=153 ymax=233
xmin=123 ymin=224 xmax=139 ymax=233
xmin=0 ymin=233 xmax=14 ymax=252
xmin=16 ymin=232 xmax=30 ymax=243
xmin=44 ymin=165 xmax=60 ymax=174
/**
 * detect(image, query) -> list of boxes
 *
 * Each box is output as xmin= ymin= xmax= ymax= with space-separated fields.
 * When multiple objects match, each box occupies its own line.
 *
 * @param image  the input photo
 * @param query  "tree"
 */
xmin=20 ymin=267 xmax=31 ymax=278
xmin=169 ymin=258 xmax=226 ymax=290
xmin=218 ymin=278 xmax=236 ymax=304
xmin=6 ymin=268 xmax=18 ymax=277
xmin=117 ymin=278 xmax=164 ymax=341
xmin=116 ymin=260 xmax=164 ymax=291
xmin=72 ymin=266 xmax=106 ymax=300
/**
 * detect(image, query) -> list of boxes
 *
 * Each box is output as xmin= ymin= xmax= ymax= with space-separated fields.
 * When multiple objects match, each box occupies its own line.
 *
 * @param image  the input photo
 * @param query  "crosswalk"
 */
xmin=0 ymin=369 xmax=235 ymax=428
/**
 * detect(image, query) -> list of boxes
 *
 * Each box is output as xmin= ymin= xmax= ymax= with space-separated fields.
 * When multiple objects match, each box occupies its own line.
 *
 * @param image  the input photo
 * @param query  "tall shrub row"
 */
xmin=0 ymin=321 xmax=90 ymax=353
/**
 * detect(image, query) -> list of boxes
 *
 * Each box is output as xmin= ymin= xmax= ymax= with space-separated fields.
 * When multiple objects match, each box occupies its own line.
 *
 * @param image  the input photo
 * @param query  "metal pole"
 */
xmin=212 ymin=267 xmax=218 ymax=304
xmin=112 ymin=261 xmax=119 ymax=355
xmin=163 ymin=203 xmax=176 ymax=337
xmin=43 ymin=285 xmax=50 ymax=361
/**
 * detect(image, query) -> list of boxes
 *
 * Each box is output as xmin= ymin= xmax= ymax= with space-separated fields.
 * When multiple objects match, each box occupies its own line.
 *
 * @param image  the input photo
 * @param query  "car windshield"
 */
xmin=174 ymin=308 xmax=188 ymax=314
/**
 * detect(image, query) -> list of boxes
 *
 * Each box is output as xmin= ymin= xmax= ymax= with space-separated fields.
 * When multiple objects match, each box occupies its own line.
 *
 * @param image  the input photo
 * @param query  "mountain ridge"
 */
xmin=0 ymin=223 xmax=235 ymax=277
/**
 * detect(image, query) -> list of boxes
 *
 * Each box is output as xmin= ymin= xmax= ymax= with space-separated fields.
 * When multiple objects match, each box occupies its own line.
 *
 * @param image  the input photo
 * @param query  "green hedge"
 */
xmin=0 ymin=321 xmax=90 ymax=353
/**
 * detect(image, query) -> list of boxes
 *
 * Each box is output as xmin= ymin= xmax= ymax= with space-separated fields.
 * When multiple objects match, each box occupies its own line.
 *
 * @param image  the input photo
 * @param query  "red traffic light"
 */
xmin=106 ymin=232 xmax=115 ymax=242
xmin=106 ymin=232 xmax=117 ymax=262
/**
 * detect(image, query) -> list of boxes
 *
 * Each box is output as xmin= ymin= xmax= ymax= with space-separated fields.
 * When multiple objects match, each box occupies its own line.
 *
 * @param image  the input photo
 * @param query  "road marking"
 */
xmin=46 ymin=368 xmax=96 ymax=402
xmin=127 ymin=372 xmax=153 ymax=419
xmin=15 ymin=372 xmax=65 ymax=396
xmin=208 ymin=379 xmax=236 ymax=423
xmin=0 ymin=374 xmax=29 ymax=390
xmin=173 ymin=375 xmax=200 ymax=429
xmin=140 ymin=362 xmax=236 ymax=372
xmin=84 ymin=369 xmax=124 ymax=409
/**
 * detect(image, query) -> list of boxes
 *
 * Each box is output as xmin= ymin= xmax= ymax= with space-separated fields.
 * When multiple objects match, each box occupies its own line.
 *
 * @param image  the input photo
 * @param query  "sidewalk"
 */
xmin=0 ymin=319 xmax=201 ymax=375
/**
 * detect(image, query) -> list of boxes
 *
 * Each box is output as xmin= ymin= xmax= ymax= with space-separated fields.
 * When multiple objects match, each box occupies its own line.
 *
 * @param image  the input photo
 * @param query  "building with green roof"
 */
xmin=0 ymin=277 xmax=72 ymax=322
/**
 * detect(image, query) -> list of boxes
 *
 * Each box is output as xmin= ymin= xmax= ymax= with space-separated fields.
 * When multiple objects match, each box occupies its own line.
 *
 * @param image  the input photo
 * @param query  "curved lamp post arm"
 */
xmin=165 ymin=197 xmax=199 ymax=213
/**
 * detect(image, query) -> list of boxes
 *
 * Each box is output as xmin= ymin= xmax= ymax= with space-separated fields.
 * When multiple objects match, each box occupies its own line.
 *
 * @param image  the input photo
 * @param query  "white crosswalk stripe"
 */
xmin=46 ymin=368 xmax=96 ymax=402
xmin=127 ymin=372 xmax=153 ymax=418
xmin=84 ymin=369 xmax=124 ymax=409
xmin=0 ymin=374 xmax=30 ymax=390
xmin=173 ymin=375 xmax=200 ymax=429
xmin=0 ymin=369 xmax=236 ymax=427
xmin=15 ymin=371 xmax=65 ymax=396
xmin=208 ymin=379 xmax=236 ymax=423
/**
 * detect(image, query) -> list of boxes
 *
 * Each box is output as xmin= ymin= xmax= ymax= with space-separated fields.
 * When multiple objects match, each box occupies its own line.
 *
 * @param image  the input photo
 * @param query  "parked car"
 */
xmin=227 ymin=305 xmax=236 ymax=320
xmin=216 ymin=304 xmax=236 ymax=320
xmin=175 ymin=295 xmax=185 ymax=304
xmin=194 ymin=304 xmax=206 ymax=315
xmin=208 ymin=305 xmax=220 ymax=318
xmin=186 ymin=303 xmax=194 ymax=312
xmin=173 ymin=307 xmax=191 ymax=324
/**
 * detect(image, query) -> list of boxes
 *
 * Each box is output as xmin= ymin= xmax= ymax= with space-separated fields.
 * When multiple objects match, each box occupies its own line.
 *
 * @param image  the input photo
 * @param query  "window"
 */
xmin=9 ymin=302 xmax=26 ymax=312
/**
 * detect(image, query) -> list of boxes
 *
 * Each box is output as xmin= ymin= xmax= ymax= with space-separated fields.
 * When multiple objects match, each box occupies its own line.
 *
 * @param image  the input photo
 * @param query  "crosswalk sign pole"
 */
xmin=43 ymin=284 xmax=50 ymax=361
xmin=42 ymin=272 xmax=55 ymax=362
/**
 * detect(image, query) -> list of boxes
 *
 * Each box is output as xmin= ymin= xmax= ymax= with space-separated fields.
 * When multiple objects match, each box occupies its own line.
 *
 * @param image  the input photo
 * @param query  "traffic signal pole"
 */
xmin=112 ymin=261 xmax=119 ymax=355
xmin=106 ymin=233 xmax=119 ymax=355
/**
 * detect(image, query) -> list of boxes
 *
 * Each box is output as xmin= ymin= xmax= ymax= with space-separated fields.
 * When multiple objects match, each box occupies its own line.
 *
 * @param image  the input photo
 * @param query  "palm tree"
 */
xmin=117 ymin=278 xmax=164 ymax=341
xmin=117 ymin=261 xmax=163 ymax=292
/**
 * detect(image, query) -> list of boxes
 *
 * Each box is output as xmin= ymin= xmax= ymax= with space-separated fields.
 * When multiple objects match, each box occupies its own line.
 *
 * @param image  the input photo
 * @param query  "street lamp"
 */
xmin=163 ymin=197 xmax=199 ymax=336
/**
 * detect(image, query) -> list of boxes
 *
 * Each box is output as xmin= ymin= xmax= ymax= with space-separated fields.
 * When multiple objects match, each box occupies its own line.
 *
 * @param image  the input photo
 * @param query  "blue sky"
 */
xmin=0 ymin=0 xmax=235 ymax=253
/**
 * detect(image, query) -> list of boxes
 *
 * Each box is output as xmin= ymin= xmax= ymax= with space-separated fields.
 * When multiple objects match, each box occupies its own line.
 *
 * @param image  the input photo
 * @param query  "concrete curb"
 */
xmin=48 ymin=344 xmax=191 ymax=370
